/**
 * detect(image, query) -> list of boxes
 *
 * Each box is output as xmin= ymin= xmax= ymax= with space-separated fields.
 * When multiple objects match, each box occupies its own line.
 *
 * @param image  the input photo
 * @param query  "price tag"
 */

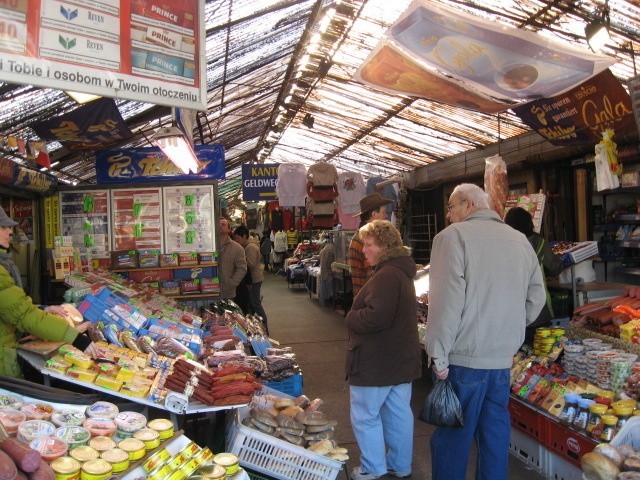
xmin=83 ymin=195 xmax=94 ymax=212
xmin=185 ymin=195 xmax=194 ymax=207
xmin=185 ymin=230 xmax=195 ymax=244
xmin=133 ymin=203 xmax=142 ymax=216
xmin=185 ymin=211 xmax=196 ymax=225
xmin=84 ymin=234 xmax=94 ymax=247
xmin=134 ymin=223 xmax=143 ymax=237
xmin=82 ymin=220 xmax=92 ymax=231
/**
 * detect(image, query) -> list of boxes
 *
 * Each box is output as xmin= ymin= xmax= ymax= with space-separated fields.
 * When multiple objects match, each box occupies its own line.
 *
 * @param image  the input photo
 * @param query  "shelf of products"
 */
xmin=112 ymin=263 xmax=218 ymax=273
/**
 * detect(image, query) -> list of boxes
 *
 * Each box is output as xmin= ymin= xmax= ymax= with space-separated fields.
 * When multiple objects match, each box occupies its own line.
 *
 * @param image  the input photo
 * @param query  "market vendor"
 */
xmin=0 ymin=205 xmax=92 ymax=378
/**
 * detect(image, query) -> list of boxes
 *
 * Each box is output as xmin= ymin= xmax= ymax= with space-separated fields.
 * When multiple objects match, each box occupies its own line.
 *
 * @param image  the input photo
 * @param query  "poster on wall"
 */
xmin=0 ymin=1 xmax=206 ymax=110
xmin=12 ymin=199 xmax=33 ymax=240
xmin=59 ymin=190 xmax=111 ymax=259
xmin=111 ymin=188 xmax=163 ymax=252
xmin=162 ymin=185 xmax=215 ymax=253
xmin=504 ymin=193 xmax=546 ymax=234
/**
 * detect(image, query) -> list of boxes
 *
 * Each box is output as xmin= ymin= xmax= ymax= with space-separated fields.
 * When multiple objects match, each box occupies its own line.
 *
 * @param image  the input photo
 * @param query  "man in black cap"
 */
xmin=348 ymin=193 xmax=393 ymax=297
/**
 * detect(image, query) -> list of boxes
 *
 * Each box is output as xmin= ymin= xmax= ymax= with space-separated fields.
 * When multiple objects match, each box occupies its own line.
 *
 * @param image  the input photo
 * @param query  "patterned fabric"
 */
xmin=347 ymin=230 xmax=372 ymax=296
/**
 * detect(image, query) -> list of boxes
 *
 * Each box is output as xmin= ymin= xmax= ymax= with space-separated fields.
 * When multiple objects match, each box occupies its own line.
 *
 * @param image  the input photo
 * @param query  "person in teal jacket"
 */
xmin=0 ymin=205 xmax=91 ymax=378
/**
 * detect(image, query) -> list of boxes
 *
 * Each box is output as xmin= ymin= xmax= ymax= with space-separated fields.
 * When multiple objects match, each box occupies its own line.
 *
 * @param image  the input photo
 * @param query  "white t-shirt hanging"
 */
xmin=273 ymin=230 xmax=288 ymax=253
xmin=307 ymin=162 xmax=338 ymax=187
xmin=337 ymin=171 xmax=365 ymax=214
xmin=276 ymin=163 xmax=307 ymax=207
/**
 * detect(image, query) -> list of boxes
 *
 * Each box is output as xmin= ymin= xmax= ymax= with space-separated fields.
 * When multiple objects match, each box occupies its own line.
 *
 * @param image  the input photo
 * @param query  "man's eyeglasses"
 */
xmin=447 ymin=199 xmax=467 ymax=212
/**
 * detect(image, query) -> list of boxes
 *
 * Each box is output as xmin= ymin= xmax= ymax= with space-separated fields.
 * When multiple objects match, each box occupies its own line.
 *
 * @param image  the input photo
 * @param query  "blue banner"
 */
xmin=95 ymin=145 xmax=225 ymax=184
xmin=31 ymin=98 xmax=133 ymax=151
xmin=0 ymin=157 xmax=57 ymax=194
xmin=242 ymin=163 xmax=279 ymax=201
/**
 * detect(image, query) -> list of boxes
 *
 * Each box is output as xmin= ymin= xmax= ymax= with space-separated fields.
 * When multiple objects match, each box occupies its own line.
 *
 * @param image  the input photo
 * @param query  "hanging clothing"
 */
xmin=337 ymin=171 xmax=366 ymax=214
xmin=307 ymin=163 xmax=338 ymax=187
xmin=273 ymin=231 xmax=288 ymax=253
xmin=276 ymin=163 xmax=307 ymax=207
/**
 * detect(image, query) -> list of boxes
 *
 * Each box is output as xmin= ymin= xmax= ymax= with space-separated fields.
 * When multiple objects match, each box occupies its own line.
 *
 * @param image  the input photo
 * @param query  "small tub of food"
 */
xmin=54 ymin=426 xmax=91 ymax=449
xmin=51 ymin=410 xmax=86 ymax=427
xmin=114 ymin=411 xmax=146 ymax=434
xmin=0 ymin=408 xmax=26 ymax=436
xmin=0 ymin=394 xmax=23 ymax=410
xmin=20 ymin=403 xmax=53 ymax=421
xmin=83 ymin=418 xmax=117 ymax=437
xmin=213 ymin=452 xmax=239 ymax=476
xmin=85 ymin=402 xmax=119 ymax=419
xmin=88 ymin=436 xmax=116 ymax=453
xmin=146 ymin=418 xmax=174 ymax=440
xmin=29 ymin=436 xmax=68 ymax=462
xmin=17 ymin=419 xmax=56 ymax=443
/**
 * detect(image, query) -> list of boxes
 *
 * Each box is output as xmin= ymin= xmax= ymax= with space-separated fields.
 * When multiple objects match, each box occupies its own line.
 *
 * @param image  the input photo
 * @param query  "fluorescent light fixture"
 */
xmin=66 ymin=91 xmax=101 ymax=104
xmin=152 ymin=126 xmax=200 ymax=174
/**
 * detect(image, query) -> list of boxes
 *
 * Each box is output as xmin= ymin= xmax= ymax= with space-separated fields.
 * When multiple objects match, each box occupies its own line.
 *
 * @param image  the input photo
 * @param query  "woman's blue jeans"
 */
xmin=350 ymin=383 xmax=414 ymax=476
xmin=430 ymin=366 xmax=510 ymax=480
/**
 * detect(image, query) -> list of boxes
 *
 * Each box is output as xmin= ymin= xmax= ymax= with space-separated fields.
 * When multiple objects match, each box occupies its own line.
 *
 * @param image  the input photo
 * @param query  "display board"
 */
xmin=59 ymin=190 xmax=111 ymax=259
xmin=504 ymin=193 xmax=547 ymax=234
xmin=111 ymin=188 xmax=163 ymax=252
xmin=163 ymin=186 xmax=216 ymax=253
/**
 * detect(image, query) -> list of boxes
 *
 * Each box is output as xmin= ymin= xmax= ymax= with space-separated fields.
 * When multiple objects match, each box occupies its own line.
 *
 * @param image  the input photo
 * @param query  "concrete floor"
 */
xmin=259 ymin=272 xmax=548 ymax=480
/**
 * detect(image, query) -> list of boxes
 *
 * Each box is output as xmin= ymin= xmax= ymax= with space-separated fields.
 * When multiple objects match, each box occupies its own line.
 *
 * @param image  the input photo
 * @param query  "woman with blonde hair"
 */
xmin=345 ymin=220 xmax=421 ymax=480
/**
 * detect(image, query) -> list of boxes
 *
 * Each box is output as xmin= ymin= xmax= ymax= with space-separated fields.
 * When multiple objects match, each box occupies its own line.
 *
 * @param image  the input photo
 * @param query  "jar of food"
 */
xmin=613 ymin=405 xmax=634 ymax=430
xmin=83 ymin=418 xmax=117 ymax=437
xmin=587 ymin=403 xmax=608 ymax=438
xmin=600 ymin=414 xmax=619 ymax=442
xmin=573 ymin=398 xmax=596 ymax=432
xmin=558 ymin=394 xmax=580 ymax=426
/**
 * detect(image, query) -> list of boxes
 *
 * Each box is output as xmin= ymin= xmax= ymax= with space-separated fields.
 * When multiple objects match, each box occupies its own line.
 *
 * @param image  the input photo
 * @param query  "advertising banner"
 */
xmin=0 ymin=0 xmax=206 ymax=110
xmin=95 ymin=144 xmax=225 ymax=183
xmin=513 ymin=69 xmax=635 ymax=146
xmin=242 ymin=163 xmax=279 ymax=201
xmin=31 ymin=98 xmax=133 ymax=150
xmin=355 ymin=0 xmax=614 ymax=113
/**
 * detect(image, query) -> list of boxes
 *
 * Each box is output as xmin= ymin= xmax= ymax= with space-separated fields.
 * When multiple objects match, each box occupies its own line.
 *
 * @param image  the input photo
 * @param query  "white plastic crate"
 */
xmin=226 ymin=407 xmax=342 ymax=480
xmin=611 ymin=416 xmax=640 ymax=448
xmin=510 ymin=427 xmax=546 ymax=473
xmin=545 ymin=450 xmax=582 ymax=480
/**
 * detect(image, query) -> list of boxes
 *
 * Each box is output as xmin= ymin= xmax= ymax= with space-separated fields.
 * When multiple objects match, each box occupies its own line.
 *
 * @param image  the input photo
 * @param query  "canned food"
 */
xmin=69 ymin=446 xmax=99 ymax=463
xmin=88 ymin=436 xmax=116 ymax=452
xmin=147 ymin=463 xmax=172 ymax=480
xmin=213 ymin=453 xmax=239 ymax=476
xmin=147 ymin=418 xmax=174 ymax=440
xmin=51 ymin=456 xmax=81 ymax=480
xmin=142 ymin=448 xmax=170 ymax=473
xmin=100 ymin=448 xmax=130 ymax=473
xmin=133 ymin=428 xmax=160 ymax=450
xmin=166 ymin=469 xmax=187 ymax=480
xmin=118 ymin=438 xmax=146 ymax=460
xmin=80 ymin=458 xmax=112 ymax=480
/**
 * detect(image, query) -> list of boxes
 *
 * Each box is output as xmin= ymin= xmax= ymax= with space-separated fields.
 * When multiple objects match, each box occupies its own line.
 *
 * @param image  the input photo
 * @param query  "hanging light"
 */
xmin=152 ymin=126 xmax=200 ymax=174
xmin=585 ymin=1 xmax=610 ymax=52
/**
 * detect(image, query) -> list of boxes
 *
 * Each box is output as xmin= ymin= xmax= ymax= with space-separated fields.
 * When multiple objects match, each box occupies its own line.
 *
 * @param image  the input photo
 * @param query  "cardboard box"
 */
xmin=178 ymin=252 xmax=199 ymax=266
xmin=111 ymin=250 xmax=138 ymax=269
xmin=159 ymin=280 xmax=180 ymax=296
xmin=198 ymin=252 xmax=217 ymax=264
xmin=173 ymin=266 xmax=215 ymax=280
xmin=180 ymin=279 xmax=201 ymax=294
xmin=138 ymin=249 xmax=160 ymax=268
xmin=53 ymin=256 xmax=72 ymax=280
xmin=200 ymin=277 xmax=220 ymax=294
xmin=159 ymin=253 xmax=179 ymax=267
xmin=128 ymin=269 xmax=173 ymax=283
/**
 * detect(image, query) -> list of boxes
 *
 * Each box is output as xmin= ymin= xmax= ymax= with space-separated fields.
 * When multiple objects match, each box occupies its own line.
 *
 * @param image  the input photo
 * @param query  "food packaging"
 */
xmin=0 ymin=408 xmax=26 ymax=436
xmin=20 ymin=403 xmax=53 ymax=421
xmin=142 ymin=448 xmax=171 ymax=473
xmin=17 ymin=419 xmax=56 ymax=443
xmin=69 ymin=445 xmax=99 ymax=463
xmin=94 ymin=374 xmax=124 ymax=391
xmin=0 ymin=394 xmax=23 ymax=410
xmin=88 ymin=436 xmax=116 ymax=452
xmin=147 ymin=418 xmax=174 ymax=440
xmin=66 ymin=366 xmax=98 ymax=383
xmin=86 ymin=402 xmax=119 ymax=419
xmin=83 ymin=418 xmax=117 ymax=437
xmin=118 ymin=438 xmax=146 ymax=460
xmin=55 ymin=426 xmax=91 ymax=449
xmin=50 ymin=456 xmax=81 ymax=478
xmin=133 ymin=428 xmax=160 ymax=450
xmin=114 ymin=411 xmax=147 ymax=434
xmin=213 ymin=452 xmax=239 ymax=476
xmin=29 ymin=436 xmax=68 ymax=462
xmin=81 ymin=458 xmax=113 ymax=479
xmin=101 ymin=448 xmax=130 ymax=473
xmin=52 ymin=410 xmax=86 ymax=427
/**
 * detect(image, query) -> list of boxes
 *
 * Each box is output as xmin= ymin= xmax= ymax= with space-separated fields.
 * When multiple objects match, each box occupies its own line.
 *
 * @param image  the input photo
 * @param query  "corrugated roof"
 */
xmin=0 ymin=0 xmax=638 ymax=200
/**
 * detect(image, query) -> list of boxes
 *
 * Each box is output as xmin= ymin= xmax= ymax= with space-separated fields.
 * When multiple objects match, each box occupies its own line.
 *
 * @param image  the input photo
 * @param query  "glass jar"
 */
xmin=613 ymin=405 xmax=634 ymax=430
xmin=558 ymin=394 xmax=581 ymax=426
xmin=573 ymin=398 xmax=596 ymax=432
xmin=600 ymin=414 xmax=618 ymax=442
xmin=587 ymin=403 xmax=608 ymax=438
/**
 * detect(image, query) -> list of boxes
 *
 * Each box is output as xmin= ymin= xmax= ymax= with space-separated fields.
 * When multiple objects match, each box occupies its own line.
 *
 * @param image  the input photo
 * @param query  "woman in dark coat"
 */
xmin=345 ymin=220 xmax=421 ymax=480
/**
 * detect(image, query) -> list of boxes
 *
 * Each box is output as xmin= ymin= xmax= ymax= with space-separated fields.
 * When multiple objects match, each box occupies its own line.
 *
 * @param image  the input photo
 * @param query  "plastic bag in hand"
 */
xmin=418 ymin=378 xmax=464 ymax=427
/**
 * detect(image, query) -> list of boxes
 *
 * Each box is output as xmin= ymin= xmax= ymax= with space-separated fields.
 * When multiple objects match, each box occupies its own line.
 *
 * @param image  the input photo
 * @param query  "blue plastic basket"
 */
xmin=263 ymin=373 xmax=303 ymax=397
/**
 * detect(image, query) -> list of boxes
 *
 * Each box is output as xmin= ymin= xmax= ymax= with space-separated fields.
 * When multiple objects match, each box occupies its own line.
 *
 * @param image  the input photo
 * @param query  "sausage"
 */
xmin=26 ymin=460 xmax=54 ymax=480
xmin=0 ymin=439 xmax=40 ymax=473
xmin=0 ymin=450 xmax=16 ymax=480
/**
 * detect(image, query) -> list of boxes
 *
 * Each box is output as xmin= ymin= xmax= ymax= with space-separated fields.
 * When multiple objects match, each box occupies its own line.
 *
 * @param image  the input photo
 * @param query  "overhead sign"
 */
xmin=31 ymin=98 xmax=133 ymax=150
xmin=0 ymin=157 xmax=57 ymax=194
xmin=0 ymin=0 xmax=206 ymax=111
xmin=242 ymin=163 xmax=279 ymax=201
xmin=355 ymin=0 xmax=614 ymax=113
xmin=95 ymin=145 xmax=225 ymax=184
xmin=513 ymin=69 xmax=635 ymax=146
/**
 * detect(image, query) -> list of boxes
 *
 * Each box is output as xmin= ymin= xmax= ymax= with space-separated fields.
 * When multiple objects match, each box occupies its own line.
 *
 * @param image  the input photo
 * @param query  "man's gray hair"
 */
xmin=453 ymin=183 xmax=490 ymax=209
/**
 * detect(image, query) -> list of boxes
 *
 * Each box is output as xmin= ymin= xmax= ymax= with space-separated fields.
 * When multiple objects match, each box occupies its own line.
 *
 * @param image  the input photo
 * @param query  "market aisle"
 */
xmin=259 ymin=272 xmax=546 ymax=480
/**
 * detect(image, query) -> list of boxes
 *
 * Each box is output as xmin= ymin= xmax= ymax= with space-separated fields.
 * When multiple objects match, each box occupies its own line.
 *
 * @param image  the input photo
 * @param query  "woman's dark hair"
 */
xmin=233 ymin=225 xmax=250 ymax=239
xmin=503 ymin=207 xmax=534 ymax=237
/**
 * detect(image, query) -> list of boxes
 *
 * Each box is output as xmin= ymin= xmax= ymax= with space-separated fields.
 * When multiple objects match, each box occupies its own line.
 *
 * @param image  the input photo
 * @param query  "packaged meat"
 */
xmin=87 ymin=322 xmax=107 ymax=344
xmin=0 ymin=409 xmax=25 ymax=436
xmin=136 ymin=335 xmax=157 ymax=354
xmin=29 ymin=436 xmax=68 ymax=462
xmin=154 ymin=336 xmax=195 ymax=359
xmin=82 ymin=418 xmax=117 ymax=437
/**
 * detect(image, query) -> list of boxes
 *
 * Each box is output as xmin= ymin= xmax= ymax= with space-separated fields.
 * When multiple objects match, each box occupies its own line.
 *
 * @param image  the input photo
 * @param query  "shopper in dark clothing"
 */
xmin=504 ymin=206 xmax=564 ymax=343
xmin=260 ymin=230 xmax=272 ymax=273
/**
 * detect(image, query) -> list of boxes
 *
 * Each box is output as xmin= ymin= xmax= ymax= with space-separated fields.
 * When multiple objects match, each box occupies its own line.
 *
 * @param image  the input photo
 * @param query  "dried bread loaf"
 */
xmin=581 ymin=452 xmax=620 ymax=480
xmin=594 ymin=444 xmax=624 ymax=468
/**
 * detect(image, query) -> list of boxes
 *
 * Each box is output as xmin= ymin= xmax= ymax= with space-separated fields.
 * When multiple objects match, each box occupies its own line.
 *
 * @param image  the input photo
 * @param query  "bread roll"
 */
xmin=595 ymin=444 xmax=624 ymax=468
xmin=581 ymin=452 xmax=620 ymax=480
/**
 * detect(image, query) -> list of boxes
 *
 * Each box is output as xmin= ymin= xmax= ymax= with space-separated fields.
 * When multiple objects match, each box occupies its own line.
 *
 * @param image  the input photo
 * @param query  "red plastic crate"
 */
xmin=509 ymin=398 xmax=546 ymax=441
xmin=542 ymin=416 xmax=597 ymax=468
